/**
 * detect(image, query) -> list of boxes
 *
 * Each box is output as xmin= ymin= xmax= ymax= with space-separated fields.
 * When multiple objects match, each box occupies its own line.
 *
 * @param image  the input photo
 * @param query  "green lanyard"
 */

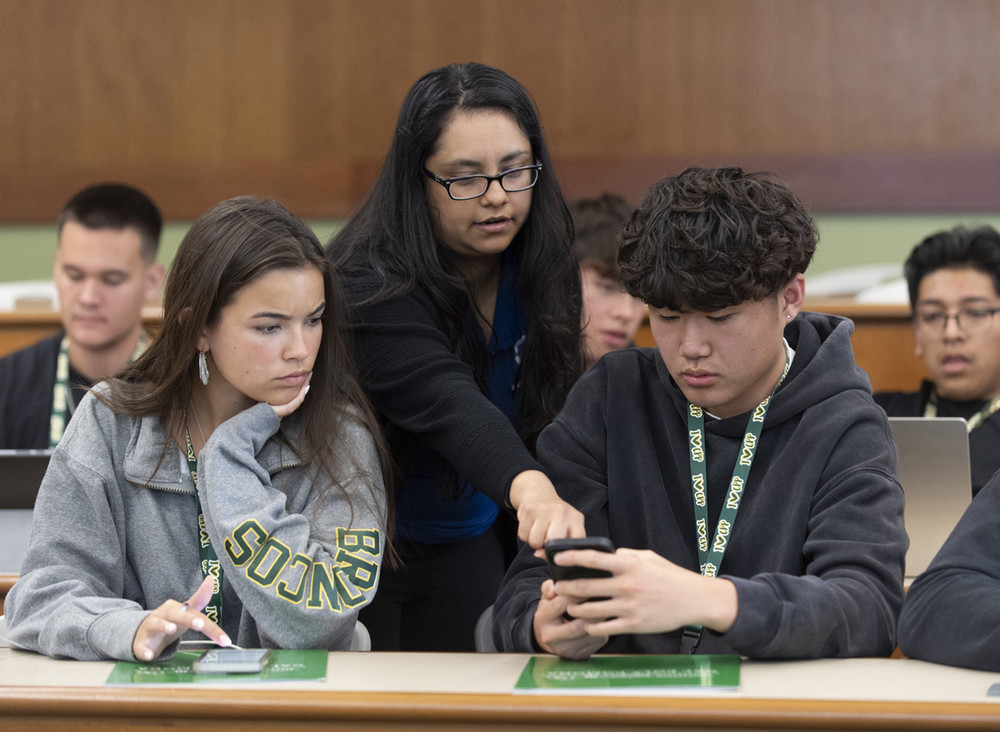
xmin=49 ymin=333 xmax=148 ymax=448
xmin=923 ymin=387 xmax=1000 ymax=432
xmin=680 ymin=342 xmax=791 ymax=653
xmin=184 ymin=428 xmax=224 ymax=624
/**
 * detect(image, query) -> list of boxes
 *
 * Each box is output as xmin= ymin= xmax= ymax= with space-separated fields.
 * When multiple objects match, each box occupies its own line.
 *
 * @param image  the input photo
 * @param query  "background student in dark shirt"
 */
xmin=327 ymin=62 xmax=585 ymax=651
xmin=875 ymin=226 xmax=1000 ymax=496
xmin=0 ymin=183 xmax=164 ymax=448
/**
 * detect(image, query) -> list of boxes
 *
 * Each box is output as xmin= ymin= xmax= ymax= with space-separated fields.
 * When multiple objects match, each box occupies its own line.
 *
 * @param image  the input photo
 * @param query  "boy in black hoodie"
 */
xmin=493 ymin=166 xmax=907 ymax=659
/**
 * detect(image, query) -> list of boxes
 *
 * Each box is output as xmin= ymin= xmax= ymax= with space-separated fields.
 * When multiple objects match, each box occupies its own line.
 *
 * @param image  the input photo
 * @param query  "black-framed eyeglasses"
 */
xmin=423 ymin=163 xmax=542 ymax=201
xmin=914 ymin=307 xmax=1000 ymax=335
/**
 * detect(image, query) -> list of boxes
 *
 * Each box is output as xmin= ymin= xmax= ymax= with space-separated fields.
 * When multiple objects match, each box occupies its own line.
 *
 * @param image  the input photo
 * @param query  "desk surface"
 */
xmin=2 ymin=649 xmax=1000 ymax=730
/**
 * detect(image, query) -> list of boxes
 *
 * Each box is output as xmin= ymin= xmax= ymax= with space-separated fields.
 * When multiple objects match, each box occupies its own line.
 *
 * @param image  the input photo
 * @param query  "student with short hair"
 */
xmin=6 ymin=197 xmax=390 ymax=661
xmin=493 ymin=166 xmax=907 ymax=659
xmin=0 ymin=183 xmax=165 ymax=448
xmin=874 ymin=226 xmax=1000 ymax=496
xmin=570 ymin=194 xmax=647 ymax=370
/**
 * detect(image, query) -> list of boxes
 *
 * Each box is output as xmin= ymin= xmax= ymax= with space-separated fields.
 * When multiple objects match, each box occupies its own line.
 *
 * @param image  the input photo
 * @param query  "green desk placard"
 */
xmin=105 ymin=649 xmax=327 ymax=685
xmin=515 ymin=654 xmax=741 ymax=695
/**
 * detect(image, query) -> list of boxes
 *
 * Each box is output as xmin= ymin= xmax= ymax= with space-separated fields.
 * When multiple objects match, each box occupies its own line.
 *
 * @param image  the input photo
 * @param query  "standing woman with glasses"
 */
xmin=875 ymin=225 xmax=1000 ymax=497
xmin=328 ymin=62 xmax=586 ymax=651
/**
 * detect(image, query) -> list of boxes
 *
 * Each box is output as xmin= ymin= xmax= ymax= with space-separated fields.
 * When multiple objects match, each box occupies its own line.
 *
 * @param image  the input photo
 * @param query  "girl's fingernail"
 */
xmin=219 ymin=635 xmax=232 ymax=647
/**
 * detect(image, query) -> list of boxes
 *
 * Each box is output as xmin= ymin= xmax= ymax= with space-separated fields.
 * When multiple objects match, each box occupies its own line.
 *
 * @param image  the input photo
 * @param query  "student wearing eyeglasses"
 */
xmin=326 ymin=63 xmax=585 ymax=651
xmin=874 ymin=226 xmax=1000 ymax=497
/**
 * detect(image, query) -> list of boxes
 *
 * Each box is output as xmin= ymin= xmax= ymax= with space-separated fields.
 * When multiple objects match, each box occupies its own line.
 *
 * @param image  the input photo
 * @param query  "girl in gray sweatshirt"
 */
xmin=6 ymin=197 xmax=391 ymax=662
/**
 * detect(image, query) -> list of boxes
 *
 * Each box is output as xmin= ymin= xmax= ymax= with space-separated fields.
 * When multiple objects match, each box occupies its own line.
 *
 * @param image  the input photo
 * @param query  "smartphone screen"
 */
xmin=192 ymin=648 xmax=273 ymax=674
xmin=544 ymin=537 xmax=615 ymax=582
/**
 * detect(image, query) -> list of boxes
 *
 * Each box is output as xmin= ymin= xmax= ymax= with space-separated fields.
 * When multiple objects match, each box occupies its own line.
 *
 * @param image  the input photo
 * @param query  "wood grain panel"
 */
xmin=1 ymin=0 xmax=998 ymax=221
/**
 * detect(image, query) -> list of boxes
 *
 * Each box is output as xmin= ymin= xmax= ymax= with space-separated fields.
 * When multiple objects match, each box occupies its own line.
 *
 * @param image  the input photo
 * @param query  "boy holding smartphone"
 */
xmin=493 ymin=167 xmax=907 ymax=660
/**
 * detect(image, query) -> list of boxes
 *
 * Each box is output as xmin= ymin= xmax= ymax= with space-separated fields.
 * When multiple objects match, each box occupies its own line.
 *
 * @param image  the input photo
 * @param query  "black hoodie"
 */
xmin=494 ymin=311 xmax=908 ymax=658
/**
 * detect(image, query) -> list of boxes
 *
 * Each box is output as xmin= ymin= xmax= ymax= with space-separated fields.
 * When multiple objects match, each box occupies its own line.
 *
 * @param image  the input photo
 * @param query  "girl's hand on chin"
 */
xmin=270 ymin=375 xmax=312 ymax=418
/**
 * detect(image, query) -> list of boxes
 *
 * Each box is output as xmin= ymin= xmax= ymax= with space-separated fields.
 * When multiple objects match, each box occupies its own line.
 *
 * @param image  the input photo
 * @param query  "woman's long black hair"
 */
xmin=328 ymin=62 xmax=582 ymax=448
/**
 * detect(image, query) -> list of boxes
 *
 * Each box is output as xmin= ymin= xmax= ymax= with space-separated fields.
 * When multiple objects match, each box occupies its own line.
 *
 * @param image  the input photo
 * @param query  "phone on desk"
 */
xmin=192 ymin=648 xmax=273 ymax=674
xmin=544 ymin=537 xmax=615 ymax=582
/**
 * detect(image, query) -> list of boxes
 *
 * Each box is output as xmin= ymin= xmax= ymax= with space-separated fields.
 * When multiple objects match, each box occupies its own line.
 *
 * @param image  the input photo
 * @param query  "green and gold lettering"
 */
xmin=739 ymin=433 xmax=757 ymax=466
xmin=276 ymin=554 xmax=311 ymax=603
xmin=198 ymin=513 xmax=211 ymax=548
xmin=712 ymin=519 xmax=731 ymax=552
xmin=726 ymin=475 xmax=745 ymax=509
xmin=692 ymin=473 xmax=706 ymax=507
xmin=246 ymin=537 xmax=291 ymax=587
xmin=224 ymin=520 xmax=267 ymax=566
xmin=201 ymin=558 xmax=221 ymax=594
xmin=337 ymin=528 xmax=381 ymax=556
xmin=332 ymin=568 xmax=366 ymax=609
xmin=335 ymin=549 xmax=379 ymax=591
xmin=306 ymin=563 xmax=341 ymax=611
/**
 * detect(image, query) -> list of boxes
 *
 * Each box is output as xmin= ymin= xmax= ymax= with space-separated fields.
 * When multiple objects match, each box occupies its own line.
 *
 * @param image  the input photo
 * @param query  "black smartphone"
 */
xmin=544 ymin=536 xmax=615 ymax=582
xmin=192 ymin=648 xmax=273 ymax=674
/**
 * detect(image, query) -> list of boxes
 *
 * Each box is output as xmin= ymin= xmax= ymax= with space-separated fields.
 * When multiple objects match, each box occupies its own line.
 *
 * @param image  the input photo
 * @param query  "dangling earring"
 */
xmin=198 ymin=351 xmax=210 ymax=386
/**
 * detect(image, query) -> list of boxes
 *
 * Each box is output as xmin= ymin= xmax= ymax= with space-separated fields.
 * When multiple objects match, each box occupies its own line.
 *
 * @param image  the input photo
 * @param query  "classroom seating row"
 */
xmin=0 ymin=299 xmax=926 ymax=392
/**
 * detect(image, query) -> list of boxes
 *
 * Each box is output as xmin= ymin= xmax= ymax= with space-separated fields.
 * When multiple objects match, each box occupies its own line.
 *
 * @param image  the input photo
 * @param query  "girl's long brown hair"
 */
xmin=99 ymin=196 xmax=392 ymax=538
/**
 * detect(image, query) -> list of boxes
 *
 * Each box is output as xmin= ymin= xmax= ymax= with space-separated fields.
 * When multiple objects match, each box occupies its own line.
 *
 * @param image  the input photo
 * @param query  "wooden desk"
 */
xmin=635 ymin=300 xmax=928 ymax=393
xmin=0 ymin=312 xmax=66 ymax=357
xmin=0 ymin=308 xmax=163 ymax=359
xmin=0 ymin=650 xmax=999 ymax=730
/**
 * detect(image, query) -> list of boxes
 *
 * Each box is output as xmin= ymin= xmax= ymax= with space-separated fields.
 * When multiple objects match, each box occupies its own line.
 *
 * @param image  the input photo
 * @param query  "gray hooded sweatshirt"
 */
xmin=6 ymin=390 xmax=387 ymax=661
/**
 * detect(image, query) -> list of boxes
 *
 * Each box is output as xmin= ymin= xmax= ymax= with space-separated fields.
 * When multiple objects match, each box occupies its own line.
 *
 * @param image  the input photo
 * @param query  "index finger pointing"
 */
xmin=187 ymin=575 xmax=216 ymax=612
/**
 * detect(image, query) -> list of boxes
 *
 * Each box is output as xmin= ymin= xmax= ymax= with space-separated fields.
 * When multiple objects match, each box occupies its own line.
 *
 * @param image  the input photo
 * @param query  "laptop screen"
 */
xmin=888 ymin=417 xmax=972 ymax=580
xmin=0 ymin=449 xmax=52 ymax=510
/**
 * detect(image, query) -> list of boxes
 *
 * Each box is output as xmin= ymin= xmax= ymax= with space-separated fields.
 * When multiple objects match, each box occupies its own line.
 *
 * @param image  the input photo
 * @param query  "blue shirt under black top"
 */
xmin=395 ymin=252 xmax=527 ymax=544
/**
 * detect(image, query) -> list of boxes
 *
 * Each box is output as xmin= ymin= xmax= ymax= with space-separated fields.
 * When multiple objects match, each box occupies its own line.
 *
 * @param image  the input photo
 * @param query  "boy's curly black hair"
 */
xmin=618 ymin=166 xmax=817 ymax=311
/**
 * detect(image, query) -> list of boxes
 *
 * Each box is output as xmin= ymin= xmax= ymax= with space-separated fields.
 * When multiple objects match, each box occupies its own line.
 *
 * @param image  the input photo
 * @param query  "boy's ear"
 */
xmin=781 ymin=274 xmax=806 ymax=319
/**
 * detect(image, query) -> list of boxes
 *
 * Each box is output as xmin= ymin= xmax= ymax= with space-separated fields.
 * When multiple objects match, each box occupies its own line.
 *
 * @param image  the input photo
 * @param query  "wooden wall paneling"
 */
xmin=1 ymin=0 xmax=999 ymax=222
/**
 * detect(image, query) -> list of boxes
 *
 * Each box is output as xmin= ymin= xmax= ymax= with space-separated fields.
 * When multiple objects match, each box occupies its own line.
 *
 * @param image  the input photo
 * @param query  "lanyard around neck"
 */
xmin=49 ymin=333 xmax=148 ymax=448
xmin=184 ymin=428 xmax=224 ymax=624
xmin=923 ymin=387 xmax=1000 ymax=432
xmin=680 ymin=342 xmax=791 ymax=653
